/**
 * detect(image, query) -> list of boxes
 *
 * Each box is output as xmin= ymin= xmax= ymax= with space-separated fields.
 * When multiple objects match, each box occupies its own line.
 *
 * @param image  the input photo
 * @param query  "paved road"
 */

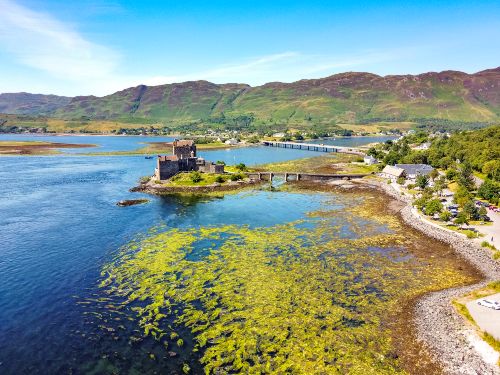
xmin=466 ymin=293 xmax=500 ymax=341
xmin=472 ymin=210 xmax=500 ymax=249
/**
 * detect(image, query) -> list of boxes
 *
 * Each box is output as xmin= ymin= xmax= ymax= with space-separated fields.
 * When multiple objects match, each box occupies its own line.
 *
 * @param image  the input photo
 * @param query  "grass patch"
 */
xmin=163 ymin=172 xmax=238 ymax=187
xmin=255 ymin=153 xmax=369 ymax=174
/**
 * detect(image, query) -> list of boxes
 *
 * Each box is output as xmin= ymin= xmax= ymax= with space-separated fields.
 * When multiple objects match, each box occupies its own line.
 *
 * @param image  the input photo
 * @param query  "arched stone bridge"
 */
xmin=247 ymin=172 xmax=370 ymax=182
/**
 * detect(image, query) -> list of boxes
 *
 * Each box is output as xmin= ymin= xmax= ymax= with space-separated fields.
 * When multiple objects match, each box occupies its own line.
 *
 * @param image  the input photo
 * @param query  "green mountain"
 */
xmin=1 ymin=68 xmax=499 ymax=129
xmin=0 ymin=93 xmax=71 ymax=115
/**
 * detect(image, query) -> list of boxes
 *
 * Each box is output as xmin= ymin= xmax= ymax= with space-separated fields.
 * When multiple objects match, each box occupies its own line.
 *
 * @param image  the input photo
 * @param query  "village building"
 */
xmin=395 ymin=164 xmax=434 ymax=180
xmin=225 ymin=138 xmax=238 ymax=145
xmin=154 ymin=140 xmax=224 ymax=181
xmin=364 ymin=155 xmax=378 ymax=165
xmin=413 ymin=142 xmax=431 ymax=150
xmin=380 ymin=165 xmax=406 ymax=180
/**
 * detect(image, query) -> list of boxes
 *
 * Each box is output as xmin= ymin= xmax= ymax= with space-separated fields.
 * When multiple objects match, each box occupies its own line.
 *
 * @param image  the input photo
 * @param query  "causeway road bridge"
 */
xmin=247 ymin=172 xmax=370 ymax=182
xmin=262 ymin=141 xmax=364 ymax=155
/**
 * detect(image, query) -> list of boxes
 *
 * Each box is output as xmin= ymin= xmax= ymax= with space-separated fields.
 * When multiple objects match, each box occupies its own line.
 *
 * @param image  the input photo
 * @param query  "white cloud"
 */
xmin=0 ymin=0 xmax=119 ymax=80
xmin=0 ymin=1 xmax=417 ymax=96
xmin=130 ymin=49 xmax=410 ymax=89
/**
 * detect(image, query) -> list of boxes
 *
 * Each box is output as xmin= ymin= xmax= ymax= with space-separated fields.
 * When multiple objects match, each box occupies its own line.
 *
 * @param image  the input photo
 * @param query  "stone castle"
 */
xmin=154 ymin=140 xmax=224 ymax=180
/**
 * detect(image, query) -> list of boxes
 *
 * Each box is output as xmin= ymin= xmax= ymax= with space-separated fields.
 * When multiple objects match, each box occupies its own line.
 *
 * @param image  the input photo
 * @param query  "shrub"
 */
xmin=445 ymin=169 xmax=458 ymax=181
xmin=189 ymin=171 xmax=202 ymax=183
xmin=439 ymin=211 xmax=452 ymax=222
xmin=235 ymin=163 xmax=247 ymax=171
xmin=481 ymin=242 xmax=497 ymax=251
xmin=396 ymin=176 xmax=405 ymax=185
xmin=215 ymin=175 xmax=225 ymax=183
xmin=465 ymin=231 xmax=477 ymax=239
xmin=230 ymin=173 xmax=243 ymax=181
xmin=216 ymin=160 xmax=226 ymax=165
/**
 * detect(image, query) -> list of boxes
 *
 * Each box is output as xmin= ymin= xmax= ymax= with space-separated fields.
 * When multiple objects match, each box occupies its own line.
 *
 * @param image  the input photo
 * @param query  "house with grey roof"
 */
xmin=395 ymin=164 xmax=434 ymax=180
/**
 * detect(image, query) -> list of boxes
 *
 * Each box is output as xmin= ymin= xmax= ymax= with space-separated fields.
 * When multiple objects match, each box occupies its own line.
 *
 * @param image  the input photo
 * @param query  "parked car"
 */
xmin=477 ymin=299 xmax=500 ymax=310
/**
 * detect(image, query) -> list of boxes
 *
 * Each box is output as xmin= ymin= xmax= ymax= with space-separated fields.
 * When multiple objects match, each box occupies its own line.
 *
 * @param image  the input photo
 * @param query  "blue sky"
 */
xmin=0 ymin=0 xmax=499 ymax=96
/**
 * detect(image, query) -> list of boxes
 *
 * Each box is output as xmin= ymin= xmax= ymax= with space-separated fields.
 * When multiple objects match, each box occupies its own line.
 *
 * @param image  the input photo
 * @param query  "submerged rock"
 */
xmin=116 ymin=199 xmax=149 ymax=207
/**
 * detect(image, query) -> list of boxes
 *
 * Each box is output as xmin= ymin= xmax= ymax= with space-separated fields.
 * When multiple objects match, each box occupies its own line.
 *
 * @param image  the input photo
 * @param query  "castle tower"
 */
xmin=172 ymin=140 xmax=196 ymax=159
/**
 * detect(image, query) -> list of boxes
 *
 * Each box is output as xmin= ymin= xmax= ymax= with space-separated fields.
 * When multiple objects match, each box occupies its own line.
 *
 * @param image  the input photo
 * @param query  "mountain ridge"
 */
xmin=1 ymin=67 xmax=499 ymax=126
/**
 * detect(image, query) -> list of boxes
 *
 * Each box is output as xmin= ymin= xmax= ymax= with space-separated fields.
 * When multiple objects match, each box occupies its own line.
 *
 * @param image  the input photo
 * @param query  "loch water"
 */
xmin=0 ymin=135 xmax=398 ymax=373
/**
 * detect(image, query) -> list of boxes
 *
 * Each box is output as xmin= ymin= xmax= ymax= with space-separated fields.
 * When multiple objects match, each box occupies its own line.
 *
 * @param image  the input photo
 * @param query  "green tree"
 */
xmin=454 ymin=212 xmax=469 ymax=226
xmin=478 ymin=206 xmax=488 ymax=220
xmin=383 ymin=151 xmax=400 ymax=166
xmin=458 ymin=162 xmax=475 ymax=191
xmin=454 ymin=185 xmax=472 ymax=207
xmin=439 ymin=210 xmax=452 ymax=222
xmin=425 ymin=199 xmax=443 ymax=216
xmin=445 ymin=169 xmax=458 ymax=181
xmin=478 ymin=179 xmax=500 ymax=202
xmin=433 ymin=176 xmax=447 ymax=196
xmin=439 ymin=156 xmax=454 ymax=170
xmin=483 ymin=160 xmax=500 ymax=181
xmin=415 ymin=175 xmax=430 ymax=189
xmin=293 ymin=133 xmax=304 ymax=140
xmin=463 ymin=200 xmax=480 ymax=220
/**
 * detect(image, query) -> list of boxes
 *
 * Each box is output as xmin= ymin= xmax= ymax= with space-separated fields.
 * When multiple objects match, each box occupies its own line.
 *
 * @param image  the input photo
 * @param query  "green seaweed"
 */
xmin=96 ymin=191 xmax=474 ymax=374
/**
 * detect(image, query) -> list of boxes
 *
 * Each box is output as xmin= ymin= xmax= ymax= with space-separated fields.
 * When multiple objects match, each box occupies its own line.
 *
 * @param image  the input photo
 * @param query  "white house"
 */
xmin=225 ymin=138 xmax=238 ymax=145
xmin=413 ymin=142 xmax=430 ymax=150
xmin=363 ymin=155 xmax=378 ymax=165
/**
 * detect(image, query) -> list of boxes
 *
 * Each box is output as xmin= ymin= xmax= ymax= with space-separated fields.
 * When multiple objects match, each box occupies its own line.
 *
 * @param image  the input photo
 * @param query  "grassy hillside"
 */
xmin=0 ymin=68 xmax=498 ymax=133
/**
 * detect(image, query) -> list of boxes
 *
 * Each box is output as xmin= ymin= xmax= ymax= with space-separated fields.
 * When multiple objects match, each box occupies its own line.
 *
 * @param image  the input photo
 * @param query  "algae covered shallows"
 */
xmin=95 ymin=190 xmax=475 ymax=374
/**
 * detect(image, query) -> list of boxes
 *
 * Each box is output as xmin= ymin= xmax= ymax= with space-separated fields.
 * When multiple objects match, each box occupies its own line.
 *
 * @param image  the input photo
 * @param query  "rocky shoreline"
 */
xmin=361 ymin=178 xmax=500 ymax=375
xmin=132 ymin=177 xmax=264 ymax=195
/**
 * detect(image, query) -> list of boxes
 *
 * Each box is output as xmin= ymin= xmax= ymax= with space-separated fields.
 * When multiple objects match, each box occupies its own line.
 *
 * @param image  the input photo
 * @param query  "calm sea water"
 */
xmin=0 ymin=135 xmax=394 ymax=373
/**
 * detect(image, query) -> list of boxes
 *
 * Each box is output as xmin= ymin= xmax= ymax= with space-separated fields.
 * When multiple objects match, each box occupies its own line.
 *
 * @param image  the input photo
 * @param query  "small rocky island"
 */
xmin=133 ymin=140 xmax=260 ymax=194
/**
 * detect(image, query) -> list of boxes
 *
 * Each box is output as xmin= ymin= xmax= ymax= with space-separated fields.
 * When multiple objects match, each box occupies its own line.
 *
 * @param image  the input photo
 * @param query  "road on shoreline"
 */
xmin=467 ymin=293 xmax=500 ymax=341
